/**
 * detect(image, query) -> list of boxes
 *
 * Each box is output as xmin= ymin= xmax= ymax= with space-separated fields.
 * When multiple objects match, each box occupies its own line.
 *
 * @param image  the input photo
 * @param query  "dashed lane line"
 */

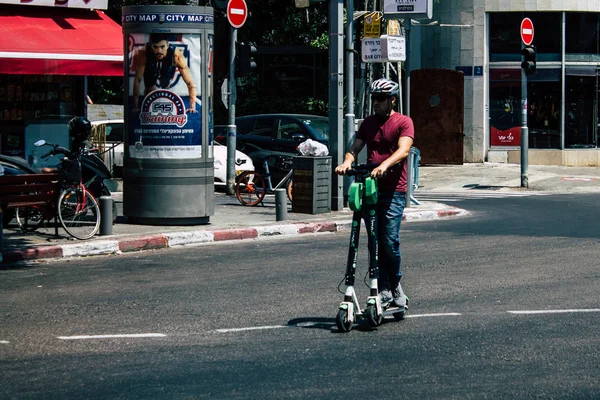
xmin=406 ymin=312 xmax=462 ymax=318
xmin=508 ymin=309 xmax=600 ymax=315
xmin=32 ymin=309 xmax=600 ymax=340
xmin=215 ymin=325 xmax=288 ymax=333
xmin=56 ymin=333 xmax=167 ymax=340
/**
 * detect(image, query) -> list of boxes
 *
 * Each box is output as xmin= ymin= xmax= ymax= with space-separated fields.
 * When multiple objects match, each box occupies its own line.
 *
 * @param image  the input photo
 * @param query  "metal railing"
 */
xmin=405 ymin=146 xmax=421 ymax=207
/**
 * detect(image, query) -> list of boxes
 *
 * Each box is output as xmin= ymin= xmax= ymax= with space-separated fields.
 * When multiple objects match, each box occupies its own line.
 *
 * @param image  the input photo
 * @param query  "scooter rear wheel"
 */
xmin=366 ymin=305 xmax=383 ymax=327
xmin=336 ymin=309 xmax=352 ymax=332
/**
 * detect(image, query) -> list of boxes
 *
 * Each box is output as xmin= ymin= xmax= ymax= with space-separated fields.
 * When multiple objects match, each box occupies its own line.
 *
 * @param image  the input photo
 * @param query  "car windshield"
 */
xmin=302 ymin=118 xmax=329 ymax=141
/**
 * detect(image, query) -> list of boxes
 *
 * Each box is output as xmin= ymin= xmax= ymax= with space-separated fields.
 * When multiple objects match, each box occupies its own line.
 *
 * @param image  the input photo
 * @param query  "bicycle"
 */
xmin=235 ymin=156 xmax=294 ymax=206
xmin=15 ymin=140 xmax=101 ymax=240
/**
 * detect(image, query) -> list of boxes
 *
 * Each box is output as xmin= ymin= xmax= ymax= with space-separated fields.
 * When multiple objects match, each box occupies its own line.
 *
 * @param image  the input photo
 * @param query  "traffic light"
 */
xmin=521 ymin=45 xmax=536 ymax=76
xmin=236 ymin=43 xmax=257 ymax=77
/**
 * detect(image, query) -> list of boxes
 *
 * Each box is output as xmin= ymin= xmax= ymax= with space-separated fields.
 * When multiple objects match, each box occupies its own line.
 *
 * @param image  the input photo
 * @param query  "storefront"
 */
xmin=0 ymin=1 xmax=122 ymax=162
xmin=488 ymin=12 xmax=599 ymax=157
xmin=408 ymin=1 xmax=600 ymax=166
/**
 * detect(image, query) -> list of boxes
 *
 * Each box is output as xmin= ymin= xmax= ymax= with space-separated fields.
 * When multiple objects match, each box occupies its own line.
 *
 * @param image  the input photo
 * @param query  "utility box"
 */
xmin=292 ymin=156 xmax=332 ymax=214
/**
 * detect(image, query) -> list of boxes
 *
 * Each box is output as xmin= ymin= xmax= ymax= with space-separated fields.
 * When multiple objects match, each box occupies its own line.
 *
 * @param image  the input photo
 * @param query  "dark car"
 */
xmin=217 ymin=114 xmax=329 ymax=181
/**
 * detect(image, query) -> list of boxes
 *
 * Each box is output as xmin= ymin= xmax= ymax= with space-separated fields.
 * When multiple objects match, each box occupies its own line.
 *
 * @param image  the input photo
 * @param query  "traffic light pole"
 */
xmin=226 ymin=26 xmax=238 ymax=195
xmin=520 ymin=43 xmax=529 ymax=188
xmin=329 ymin=0 xmax=344 ymax=211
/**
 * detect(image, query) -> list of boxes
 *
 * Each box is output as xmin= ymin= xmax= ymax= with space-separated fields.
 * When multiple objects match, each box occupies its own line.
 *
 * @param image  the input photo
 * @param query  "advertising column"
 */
xmin=122 ymin=6 xmax=214 ymax=225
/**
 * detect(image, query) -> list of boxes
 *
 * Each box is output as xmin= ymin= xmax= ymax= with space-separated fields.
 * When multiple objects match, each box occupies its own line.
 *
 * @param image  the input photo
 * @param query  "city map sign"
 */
xmin=0 ymin=0 xmax=108 ymax=9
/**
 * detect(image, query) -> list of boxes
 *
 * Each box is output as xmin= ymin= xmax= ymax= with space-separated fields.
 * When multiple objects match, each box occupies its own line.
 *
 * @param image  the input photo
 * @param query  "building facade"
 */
xmin=0 ymin=1 xmax=122 ymax=162
xmin=410 ymin=0 xmax=600 ymax=166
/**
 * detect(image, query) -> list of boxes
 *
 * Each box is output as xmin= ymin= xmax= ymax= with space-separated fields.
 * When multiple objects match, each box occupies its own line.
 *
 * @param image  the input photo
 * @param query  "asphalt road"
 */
xmin=1 ymin=193 xmax=599 ymax=399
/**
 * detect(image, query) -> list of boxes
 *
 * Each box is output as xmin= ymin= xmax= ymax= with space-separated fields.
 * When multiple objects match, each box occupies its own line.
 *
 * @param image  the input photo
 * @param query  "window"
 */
xmin=566 ymin=13 xmax=599 ymax=62
xmin=253 ymin=117 xmax=275 ymax=138
xmin=489 ymin=13 xmax=561 ymax=62
xmin=278 ymin=118 xmax=304 ymax=140
xmin=565 ymin=73 xmax=599 ymax=148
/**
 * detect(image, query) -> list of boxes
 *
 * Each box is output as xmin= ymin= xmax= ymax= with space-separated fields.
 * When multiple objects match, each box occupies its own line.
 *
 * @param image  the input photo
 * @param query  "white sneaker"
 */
xmin=379 ymin=289 xmax=393 ymax=305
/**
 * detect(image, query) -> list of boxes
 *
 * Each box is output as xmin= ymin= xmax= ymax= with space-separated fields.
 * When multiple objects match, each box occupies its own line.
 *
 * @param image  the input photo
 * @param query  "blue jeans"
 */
xmin=364 ymin=191 xmax=406 ymax=292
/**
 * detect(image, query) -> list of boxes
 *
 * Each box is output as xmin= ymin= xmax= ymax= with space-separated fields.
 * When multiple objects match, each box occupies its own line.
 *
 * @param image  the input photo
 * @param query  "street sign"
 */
xmin=361 ymin=38 xmax=383 ymax=63
xmin=383 ymin=0 xmax=432 ymax=20
xmin=363 ymin=12 xmax=381 ymax=38
xmin=520 ymin=18 xmax=534 ymax=46
xmin=380 ymin=35 xmax=406 ymax=62
xmin=227 ymin=0 xmax=247 ymax=29
xmin=221 ymin=78 xmax=228 ymax=109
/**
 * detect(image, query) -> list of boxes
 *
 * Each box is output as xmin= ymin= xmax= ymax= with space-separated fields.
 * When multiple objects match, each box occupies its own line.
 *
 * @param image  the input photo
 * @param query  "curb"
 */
xmin=1 ymin=207 xmax=468 ymax=264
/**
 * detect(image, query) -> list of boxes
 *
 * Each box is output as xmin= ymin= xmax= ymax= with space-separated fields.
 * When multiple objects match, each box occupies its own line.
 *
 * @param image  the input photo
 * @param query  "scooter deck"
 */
xmin=381 ymin=304 xmax=408 ymax=320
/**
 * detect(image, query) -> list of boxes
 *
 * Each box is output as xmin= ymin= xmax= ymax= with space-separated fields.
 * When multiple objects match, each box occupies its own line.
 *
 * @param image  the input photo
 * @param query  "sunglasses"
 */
xmin=371 ymin=95 xmax=389 ymax=102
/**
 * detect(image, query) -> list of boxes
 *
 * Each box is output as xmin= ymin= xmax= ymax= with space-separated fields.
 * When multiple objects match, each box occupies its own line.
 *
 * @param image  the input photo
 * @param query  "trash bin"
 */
xmin=291 ymin=156 xmax=332 ymax=214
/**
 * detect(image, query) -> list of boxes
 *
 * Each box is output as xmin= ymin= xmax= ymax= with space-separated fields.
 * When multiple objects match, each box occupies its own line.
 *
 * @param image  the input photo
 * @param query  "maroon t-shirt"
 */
xmin=356 ymin=112 xmax=415 ymax=192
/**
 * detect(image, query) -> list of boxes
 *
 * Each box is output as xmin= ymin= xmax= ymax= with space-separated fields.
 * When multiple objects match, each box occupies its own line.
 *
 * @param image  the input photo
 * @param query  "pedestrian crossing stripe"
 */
xmin=413 ymin=191 xmax=551 ymax=202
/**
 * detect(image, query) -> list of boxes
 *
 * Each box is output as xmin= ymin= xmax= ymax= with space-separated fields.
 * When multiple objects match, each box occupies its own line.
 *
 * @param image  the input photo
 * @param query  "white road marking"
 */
xmin=406 ymin=312 xmax=462 ymax=318
xmin=216 ymin=325 xmax=287 ymax=333
xmin=0 ymin=340 xmax=9 ymax=344
xmin=508 ymin=309 xmax=600 ymax=315
xmin=57 ymin=333 xmax=167 ymax=340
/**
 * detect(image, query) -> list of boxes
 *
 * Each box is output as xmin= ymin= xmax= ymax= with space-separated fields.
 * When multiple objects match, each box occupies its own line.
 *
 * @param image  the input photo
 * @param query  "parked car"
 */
xmin=215 ymin=114 xmax=329 ymax=182
xmin=91 ymin=119 xmax=124 ymax=178
xmin=213 ymin=142 xmax=254 ymax=187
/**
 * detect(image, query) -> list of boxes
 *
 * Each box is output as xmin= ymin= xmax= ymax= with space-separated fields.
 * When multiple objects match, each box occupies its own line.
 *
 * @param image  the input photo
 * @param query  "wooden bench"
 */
xmin=0 ymin=173 xmax=63 ymax=251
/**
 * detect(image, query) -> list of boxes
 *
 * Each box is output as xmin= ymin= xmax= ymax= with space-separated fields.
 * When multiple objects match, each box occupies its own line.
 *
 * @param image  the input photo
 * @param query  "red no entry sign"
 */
xmin=521 ymin=18 xmax=534 ymax=46
xmin=227 ymin=0 xmax=248 ymax=29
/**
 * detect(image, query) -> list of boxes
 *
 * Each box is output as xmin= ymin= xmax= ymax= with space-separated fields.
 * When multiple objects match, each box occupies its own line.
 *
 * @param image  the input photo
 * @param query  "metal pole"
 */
xmin=329 ymin=0 xmax=344 ymax=211
xmin=405 ymin=19 xmax=411 ymax=117
xmin=344 ymin=0 xmax=355 ymax=206
xmin=521 ymin=44 xmax=529 ymax=188
xmin=99 ymin=196 xmax=113 ymax=236
xmin=275 ymin=189 xmax=287 ymax=221
xmin=226 ymin=26 xmax=238 ymax=195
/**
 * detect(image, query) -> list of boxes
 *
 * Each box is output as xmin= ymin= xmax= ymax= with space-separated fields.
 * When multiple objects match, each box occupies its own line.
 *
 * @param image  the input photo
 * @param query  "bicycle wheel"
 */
xmin=236 ymin=171 xmax=266 ymax=206
xmin=286 ymin=178 xmax=293 ymax=202
xmin=58 ymin=186 xmax=100 ymax=240
xmin=15 ymin=206 xmax=45 ymax=232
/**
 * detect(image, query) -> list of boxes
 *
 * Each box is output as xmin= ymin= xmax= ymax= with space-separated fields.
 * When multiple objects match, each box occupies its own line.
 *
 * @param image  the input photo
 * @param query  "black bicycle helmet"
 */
xmin=370 ymin=78 xmax=400 ymax=98
xmin=68 ymin=117 xmax=92 ymax=141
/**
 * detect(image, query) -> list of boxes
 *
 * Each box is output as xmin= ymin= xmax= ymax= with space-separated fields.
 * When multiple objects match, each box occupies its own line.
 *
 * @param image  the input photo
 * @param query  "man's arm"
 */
xmin=174 ymin=49 xmax=197 ymax=113
xmin=132 ymin=50 xmax=146 ymax=111
xmin=335 ymin=138 xmax=365 ymax=175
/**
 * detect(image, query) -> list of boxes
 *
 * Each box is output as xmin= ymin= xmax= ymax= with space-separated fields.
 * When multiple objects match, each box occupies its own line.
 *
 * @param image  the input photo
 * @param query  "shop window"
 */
xmin=489 ymin=13 xmax=561 ymax=62
xmin=489 ymin=69 xmax=522 ymax=147
xmin=528 ymin=70 xmax=562 ymax=149
xmin=0 ymin=75 xmax=82 ymax=157
xmin=565 ymin=13 xmax=600 ymax=62
xmin=489 ymin=68 xmax=561 ymax=149
xmin=565 ymin=72 xmax=598 ymax=148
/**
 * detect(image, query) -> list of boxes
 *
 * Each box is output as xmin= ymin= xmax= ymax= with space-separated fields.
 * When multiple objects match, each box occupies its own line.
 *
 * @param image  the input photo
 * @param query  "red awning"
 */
xmin=0 ymin=7 xmax=123 ymax=76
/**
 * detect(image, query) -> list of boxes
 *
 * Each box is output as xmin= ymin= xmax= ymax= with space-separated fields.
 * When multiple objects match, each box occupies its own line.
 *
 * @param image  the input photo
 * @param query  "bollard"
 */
xmin=275 ymin=188 xmax=288 ymax=221
xmin=99 ymin=196 xmax=113 ymax=236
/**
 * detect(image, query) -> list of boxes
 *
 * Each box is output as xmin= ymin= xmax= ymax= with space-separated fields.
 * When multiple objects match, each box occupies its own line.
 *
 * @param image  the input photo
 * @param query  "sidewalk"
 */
xmin=2 ymin=162 xmax=598 ymax=264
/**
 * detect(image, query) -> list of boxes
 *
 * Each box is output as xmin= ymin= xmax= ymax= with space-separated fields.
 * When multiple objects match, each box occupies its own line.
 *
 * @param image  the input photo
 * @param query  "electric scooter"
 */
xmin=335 ymin=164 xmax=407 ymax=332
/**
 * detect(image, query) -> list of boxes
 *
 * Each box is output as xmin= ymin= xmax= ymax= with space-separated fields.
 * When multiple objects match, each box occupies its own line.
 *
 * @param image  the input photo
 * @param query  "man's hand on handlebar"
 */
xmin=335 ymin=160 xmax=353 ymax=175
xmin=370 ymin=164 xmax=388 ymax=179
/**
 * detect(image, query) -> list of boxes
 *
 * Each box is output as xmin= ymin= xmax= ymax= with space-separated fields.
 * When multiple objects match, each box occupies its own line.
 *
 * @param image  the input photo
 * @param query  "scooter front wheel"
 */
xmin=336 ymin=309 xmax=353 ymax=332
xmin=366 ymin=305 xmax=383 ymax=327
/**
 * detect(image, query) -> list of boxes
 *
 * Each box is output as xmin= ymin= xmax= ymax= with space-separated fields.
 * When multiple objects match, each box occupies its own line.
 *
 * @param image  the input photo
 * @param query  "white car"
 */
xmin=213 ymin=142 xmax=254 ymax=186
